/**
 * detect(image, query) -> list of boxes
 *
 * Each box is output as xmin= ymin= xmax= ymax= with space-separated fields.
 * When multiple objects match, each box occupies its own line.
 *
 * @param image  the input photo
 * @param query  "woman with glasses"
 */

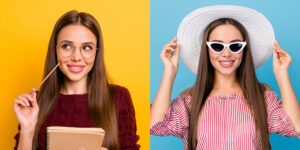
xmin=13 ymin=10 xmax=140 ymax=150
xmin=150 ymin=5 xmax=300 ymax=150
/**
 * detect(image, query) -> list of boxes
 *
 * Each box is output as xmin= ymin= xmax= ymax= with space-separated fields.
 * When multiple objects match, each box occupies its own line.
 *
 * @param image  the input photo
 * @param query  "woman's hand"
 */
xmin=13 ymin=88 xmax=39 ymax=134
xmin=150 ymin=37 xmax=180 ymax=127
xmin=273 ymin=41 xmax=300 ymax=135
xmin=160 ymin=37 xmax=180 ymax=76
xmin=273 ymin=40 xmax=292 ymax=79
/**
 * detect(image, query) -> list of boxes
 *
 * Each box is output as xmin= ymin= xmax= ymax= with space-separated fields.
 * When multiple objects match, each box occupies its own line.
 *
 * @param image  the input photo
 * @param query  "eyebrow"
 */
xmin=59 ymin=40 xmax=96 ymax=45
xmin=211 ymin=39 xmax=244 ymax=42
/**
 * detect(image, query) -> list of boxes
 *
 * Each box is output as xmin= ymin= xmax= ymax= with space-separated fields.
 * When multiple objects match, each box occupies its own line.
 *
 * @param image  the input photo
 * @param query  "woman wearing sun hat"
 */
xmin=150 ymin=5 xmax=300 ymax=150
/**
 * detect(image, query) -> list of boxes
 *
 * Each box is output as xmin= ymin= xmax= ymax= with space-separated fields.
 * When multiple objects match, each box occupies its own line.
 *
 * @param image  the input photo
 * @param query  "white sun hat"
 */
xmin=177 ymin=5 xmax=275 ymax=74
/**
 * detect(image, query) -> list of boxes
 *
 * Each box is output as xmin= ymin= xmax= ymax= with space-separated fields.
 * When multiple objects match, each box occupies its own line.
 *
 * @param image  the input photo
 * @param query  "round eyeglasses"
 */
xmin=56 ymin=43 xmax=97 ymax=59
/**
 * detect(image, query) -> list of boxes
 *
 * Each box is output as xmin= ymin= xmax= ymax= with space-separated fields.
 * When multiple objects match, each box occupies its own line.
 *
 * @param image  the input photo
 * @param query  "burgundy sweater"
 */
xmin=14 ymin=85 xmax=140 ymax=150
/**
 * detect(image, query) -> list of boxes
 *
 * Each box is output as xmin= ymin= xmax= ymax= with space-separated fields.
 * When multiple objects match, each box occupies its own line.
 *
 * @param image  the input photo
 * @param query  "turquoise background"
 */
xmin=150 ymin=0 xmax=300 ymax=149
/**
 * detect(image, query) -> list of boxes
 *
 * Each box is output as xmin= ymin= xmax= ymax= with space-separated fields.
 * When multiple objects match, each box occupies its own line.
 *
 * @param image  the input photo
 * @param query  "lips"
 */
xmin=67 ymin=64 xmax=85 ymax=73
xmin=219 ymin=60 xmax=234 ymax=68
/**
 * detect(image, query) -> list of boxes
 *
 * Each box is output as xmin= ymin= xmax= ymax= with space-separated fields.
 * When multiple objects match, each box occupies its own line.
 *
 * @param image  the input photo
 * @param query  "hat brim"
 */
xmin=177 ymin=5 xmax=275 ymax=74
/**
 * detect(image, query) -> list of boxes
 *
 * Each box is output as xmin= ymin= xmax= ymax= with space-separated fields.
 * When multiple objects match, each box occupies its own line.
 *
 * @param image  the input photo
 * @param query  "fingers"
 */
xmin=164 ymin=36 xmax=178 ymax=52
xmin=29 ymin=88 xmax=38 ymax=97
xmin=276 ymin=48 xmax=290 ymax=57
xmin=14 ymin=92 xmax=37 ymax=108
xmin=30 ymin=92 xmax=38 ymax=108
xmin=274 ymin=40 xmax=280 ymax=49
xmin=14 ymin=97 xmax=32 ymax=114
xmin=14 ymin=99 xmax=27 ymax=108
xmin=273 ymin=41 xmax=292 ymax=58
xmin=28 ymin=92 xmax=38 ymax=108
xmin=19 ymin=95 xmax=32 ymax=107
xmin=174 ymin=44 xmax=180 ymax=59
xmin=23 ymin=94 xmax=34 ymax=102
xmin=29 ymin=88 xmax=35 ymax=95
xmin=163 ymin=44 xmax=176 ymax=53
xmin=164 ymin=42 xmax=177 ymax=50
xmin=170 ymin=36 xmax=177 ymax=43
xmin=160 ymin=37 xmax=180 ymax=71
xmin=161 ymin=42 xmax=178 ymax=59
xmin=273 ymin=44 xmax=279 ymax=60
xmin=273 ymin=41 xmax=293 ymax=70
xmin=28 ymin=88 xmax=39 ymax=107
xmin=274 ymin=40 xmax=284 ymax=53
xmin=162 ymin=39 xmax=178 ymax=54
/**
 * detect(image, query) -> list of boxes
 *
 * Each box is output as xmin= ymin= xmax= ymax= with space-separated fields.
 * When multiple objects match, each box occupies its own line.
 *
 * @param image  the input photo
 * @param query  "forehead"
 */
xmin=57 ymin=24 xmax=97 ymax=44
xmin=208 ymin=24 xmax=243 ymax=42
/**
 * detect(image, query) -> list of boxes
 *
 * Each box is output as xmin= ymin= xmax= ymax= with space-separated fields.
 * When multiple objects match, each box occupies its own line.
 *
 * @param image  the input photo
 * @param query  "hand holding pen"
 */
xmin=13 ymin=62 xmax=60 ymax=132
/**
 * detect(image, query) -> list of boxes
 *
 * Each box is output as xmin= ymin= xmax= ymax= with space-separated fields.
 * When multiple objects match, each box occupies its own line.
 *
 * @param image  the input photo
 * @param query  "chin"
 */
xmin=219 ymin=70 xmax=235 ymax=76
xmin=216 ymin=67 xmax=238 ymax=76
xmin=64 ymin=73 xmax=87 ymax=82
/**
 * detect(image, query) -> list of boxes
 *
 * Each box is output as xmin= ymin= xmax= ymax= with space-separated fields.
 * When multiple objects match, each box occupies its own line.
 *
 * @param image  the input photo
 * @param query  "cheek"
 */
xmin=85 ymin=58 xmax=95 ymax=72
xmin=57 ymin=57 xmax=68 ymax=64
xmin=208 ymin=51 xmax=219 ymax=66
xmin=235 ymin=52 xmax=244 ymax=64
xmin=57 ymin=55 xmax=69 ymax=72
xmin=56 ymin=51 xmax=68 ymax=63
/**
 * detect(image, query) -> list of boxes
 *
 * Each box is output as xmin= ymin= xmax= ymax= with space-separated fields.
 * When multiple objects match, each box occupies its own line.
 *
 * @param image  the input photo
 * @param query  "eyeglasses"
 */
xmin=56 ymin=42 xmax=97 ymax=59
xmin=206 ymin=41 xmax=247 ymax=54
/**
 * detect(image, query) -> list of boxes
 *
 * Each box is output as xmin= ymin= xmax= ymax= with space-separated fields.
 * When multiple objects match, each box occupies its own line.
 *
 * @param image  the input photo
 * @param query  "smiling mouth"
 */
xmin=67 ymin=65 xmax=85 ymax=73
xmin=219 ymin=60 xmax=234 ymax=68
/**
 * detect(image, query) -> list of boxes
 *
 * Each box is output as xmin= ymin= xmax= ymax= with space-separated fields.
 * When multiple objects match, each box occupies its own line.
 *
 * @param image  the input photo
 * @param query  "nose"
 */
xmin=71 ymin=48 xmax=82 ymax=61
xmin=222 ymin=47 xmax=231 ymax=57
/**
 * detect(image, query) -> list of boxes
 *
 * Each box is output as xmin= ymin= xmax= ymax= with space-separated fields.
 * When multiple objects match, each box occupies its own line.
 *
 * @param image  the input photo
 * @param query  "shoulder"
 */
xmin=259 ymin=83 xmax=281 ymax=110
xmin=110 ymin=84 xmax=133 ymax=109
xmin=110 ymin=84 xmax=130 ymax=94
xmin=110 ymin=84 xmax=131 ymax=100
xmin=261 ymin=83 xmax=273 ymax=92
xmin=179 ymin=87 xmax=193 ymax=96
xmin=260 ymin=83 xmax=278 ymax=101
xmin=171 ymin=94 xmax=192 ymax=111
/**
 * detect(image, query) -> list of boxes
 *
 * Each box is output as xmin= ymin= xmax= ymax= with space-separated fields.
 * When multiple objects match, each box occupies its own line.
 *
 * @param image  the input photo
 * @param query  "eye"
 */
xmin=210 ymin=43 xmax=224 ymax=52
xmin=61 ymin=44 xmax=73 ymax=50
xmin=229 ymin=43 xmax=243 ymax=52
xmin=82 ymin=45 xmax=93 ymax=51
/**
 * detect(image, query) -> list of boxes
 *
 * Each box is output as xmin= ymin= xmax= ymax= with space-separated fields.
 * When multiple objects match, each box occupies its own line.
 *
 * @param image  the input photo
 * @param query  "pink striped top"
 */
xmin=151 ymin=91 xmax=300 ymax=150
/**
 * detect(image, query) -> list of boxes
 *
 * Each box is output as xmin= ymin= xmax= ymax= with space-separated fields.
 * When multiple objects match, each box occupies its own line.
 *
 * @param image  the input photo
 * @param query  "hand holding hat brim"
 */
xmin=177 ymin=5 xmax=275 ymax=74
xmin=273 ymin=41 xmax=292 ymax=76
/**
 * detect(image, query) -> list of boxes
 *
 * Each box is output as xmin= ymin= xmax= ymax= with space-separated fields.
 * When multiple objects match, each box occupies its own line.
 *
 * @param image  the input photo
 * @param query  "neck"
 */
xmin=60 ymin=77 xmax=88 ymax=95
xmin=213 ymin=71 xmax=240 ymax=91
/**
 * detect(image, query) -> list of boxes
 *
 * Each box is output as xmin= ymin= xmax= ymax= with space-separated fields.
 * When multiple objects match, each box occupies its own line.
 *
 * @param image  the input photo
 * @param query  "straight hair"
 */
xmin=187 ymin=18 xmax=270 ymax=150
xmin=32 ymin=10 xmax=120 ymax=150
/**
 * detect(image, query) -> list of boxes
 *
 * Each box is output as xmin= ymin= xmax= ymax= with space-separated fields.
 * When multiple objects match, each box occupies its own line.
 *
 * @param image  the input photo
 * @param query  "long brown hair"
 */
xmin=32 ymin=10 xmax=120 ymax=149
xmin=187 ymin=18 xmax=270 ymax=150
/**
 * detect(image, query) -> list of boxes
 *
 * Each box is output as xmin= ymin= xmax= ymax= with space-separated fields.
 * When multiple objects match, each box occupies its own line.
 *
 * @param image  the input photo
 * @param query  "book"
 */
xmin=47 ymin=126 xmax=105 ymax=150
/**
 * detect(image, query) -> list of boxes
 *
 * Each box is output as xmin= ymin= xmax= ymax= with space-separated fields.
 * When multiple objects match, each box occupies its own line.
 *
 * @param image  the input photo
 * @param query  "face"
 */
xmin=56 ymin=24 xmax=97 ymax=83
xmin=208 ymin=24 xmax=244 ymax=77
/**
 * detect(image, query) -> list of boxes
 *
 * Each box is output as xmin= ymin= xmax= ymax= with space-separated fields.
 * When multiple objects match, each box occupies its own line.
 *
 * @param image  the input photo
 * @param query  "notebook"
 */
xmin=47 ymin=126 xmax=105 ymax=150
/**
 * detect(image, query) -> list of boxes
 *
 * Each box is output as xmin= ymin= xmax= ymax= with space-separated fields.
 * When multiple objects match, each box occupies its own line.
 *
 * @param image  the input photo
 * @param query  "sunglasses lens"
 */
xmin=210 ymin=43 xmax=224 ymax=52
xmin=229 ymin=43 xmax=243 ymax=52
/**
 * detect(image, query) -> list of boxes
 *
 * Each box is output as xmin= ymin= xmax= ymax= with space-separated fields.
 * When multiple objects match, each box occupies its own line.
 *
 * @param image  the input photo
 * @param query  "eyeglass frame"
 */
xmin=56 ymin=42 xmax=98 ymax=59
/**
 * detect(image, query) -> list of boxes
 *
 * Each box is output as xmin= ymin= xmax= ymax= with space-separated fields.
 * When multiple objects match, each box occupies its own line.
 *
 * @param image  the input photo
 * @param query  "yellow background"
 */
xmin=0 ymin=0 xmax=149 ymax=149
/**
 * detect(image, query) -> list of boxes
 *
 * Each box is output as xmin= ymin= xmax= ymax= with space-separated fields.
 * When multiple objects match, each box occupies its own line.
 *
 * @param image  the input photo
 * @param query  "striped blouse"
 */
xmin=151 ymin=91 xmax=300 ymax=150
